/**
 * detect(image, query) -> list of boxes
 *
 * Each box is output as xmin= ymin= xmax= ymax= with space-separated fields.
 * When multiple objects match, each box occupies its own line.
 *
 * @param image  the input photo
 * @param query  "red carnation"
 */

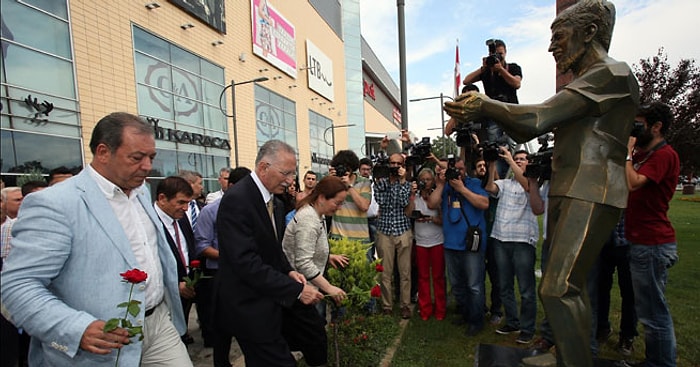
xmin=375 ymin=263 xmax=384 ymax=272
xmin=120 ymin=268 xmax=148 ymax=283
xmin=370 ymin=284 xmax=381 ymax=298
xmin=190 ymin=259 xmax=201 ymax=269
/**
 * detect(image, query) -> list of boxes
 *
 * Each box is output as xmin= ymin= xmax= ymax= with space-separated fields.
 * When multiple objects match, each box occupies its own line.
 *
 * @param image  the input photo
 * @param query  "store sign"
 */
xmin=144 ymin=62 xmax=199 ymax=117
xmin=305 ymin=40 xmax=334 ymax=102
xmin=251 ymin=0 xmax=297 ymax=78
xmin=363 ymin=80 xmax=376 ymax=100
xmin=147 ymin=118 xmax=231 ymax=150
xmin=168 ymin=0 xmax=226 ymax=34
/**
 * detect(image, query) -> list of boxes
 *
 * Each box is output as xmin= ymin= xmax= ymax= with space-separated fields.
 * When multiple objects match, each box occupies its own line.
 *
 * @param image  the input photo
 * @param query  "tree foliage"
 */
xmin=431 ymin=135 xmax=458 ymax=159
xmin=633 ymin=48 xmax=700 ymax=175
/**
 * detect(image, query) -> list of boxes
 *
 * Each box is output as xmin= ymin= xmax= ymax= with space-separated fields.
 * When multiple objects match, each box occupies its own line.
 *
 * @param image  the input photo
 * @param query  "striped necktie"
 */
xmin=189 ymin=201 xmax=198 ymax=228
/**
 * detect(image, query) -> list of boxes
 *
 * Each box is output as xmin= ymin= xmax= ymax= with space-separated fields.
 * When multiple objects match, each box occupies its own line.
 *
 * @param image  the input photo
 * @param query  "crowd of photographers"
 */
xmin=319 ymin=36 xmax=680 ymax=365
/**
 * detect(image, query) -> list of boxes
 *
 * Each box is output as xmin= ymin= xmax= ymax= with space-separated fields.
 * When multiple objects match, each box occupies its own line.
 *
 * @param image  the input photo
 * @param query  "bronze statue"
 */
xmin=444 ymin=1 xmax=639 ymax=366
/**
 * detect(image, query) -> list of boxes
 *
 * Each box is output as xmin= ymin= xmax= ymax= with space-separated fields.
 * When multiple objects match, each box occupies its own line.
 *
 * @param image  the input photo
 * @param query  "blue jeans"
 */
xmin=493 ymin=239 xmax=536 ymax=334
xmin=444 ymin=249 xmax=485 ymax=328
xmin=629 ymin=242 xmax=678 ymax=367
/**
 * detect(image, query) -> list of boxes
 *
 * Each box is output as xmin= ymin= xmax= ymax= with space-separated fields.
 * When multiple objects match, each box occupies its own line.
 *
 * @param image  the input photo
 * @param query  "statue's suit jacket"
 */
xmin=1 ymin=169 xmax=185 ymax=366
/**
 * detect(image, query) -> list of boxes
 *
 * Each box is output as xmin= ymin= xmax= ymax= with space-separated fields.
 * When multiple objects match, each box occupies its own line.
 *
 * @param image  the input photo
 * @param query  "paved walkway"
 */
xmin=188 ymin=305 xmax=414 ymax=366
xmin=186 ymin=312 xmax=244 ymax=367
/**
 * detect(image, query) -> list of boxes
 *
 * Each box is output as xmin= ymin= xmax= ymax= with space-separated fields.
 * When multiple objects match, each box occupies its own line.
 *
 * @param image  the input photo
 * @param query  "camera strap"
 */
xmin=633 ymin=140 xmax=666 ymax=171
xmin=457 ymin=198 xmax=474 ymax=228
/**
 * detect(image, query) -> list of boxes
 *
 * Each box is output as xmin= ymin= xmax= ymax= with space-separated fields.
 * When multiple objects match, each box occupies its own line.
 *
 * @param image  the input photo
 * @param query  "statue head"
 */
xmin=549 ymin=0 xmax=616 ymax=73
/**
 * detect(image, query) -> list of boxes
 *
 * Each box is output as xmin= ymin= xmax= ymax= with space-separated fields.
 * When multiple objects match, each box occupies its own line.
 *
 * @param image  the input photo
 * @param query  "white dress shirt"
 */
xmin=154 ymin=204 xmax=189 ymax=270
xmin=87 ymin=164 xmax=164 ymax=310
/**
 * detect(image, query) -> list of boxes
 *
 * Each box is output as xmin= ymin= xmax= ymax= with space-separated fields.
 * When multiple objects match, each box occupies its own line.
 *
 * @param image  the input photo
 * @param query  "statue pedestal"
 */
xmin=475 ymin=344 xmax=626 ymax=367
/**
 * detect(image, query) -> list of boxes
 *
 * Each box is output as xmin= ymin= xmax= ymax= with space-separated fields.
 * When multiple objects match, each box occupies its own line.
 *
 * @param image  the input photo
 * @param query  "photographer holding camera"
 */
xmin=462 ymin=39 xmax=522 ymax=179
xmin=485 ymin=148 xmax=543 ymax=344
xmin=374 ymin=153 xmax=414 ymax=319
xmin=427 ymin=156 xmax=489 ymax=336
xmin=328 ymin=150 xmax=372 ymax=243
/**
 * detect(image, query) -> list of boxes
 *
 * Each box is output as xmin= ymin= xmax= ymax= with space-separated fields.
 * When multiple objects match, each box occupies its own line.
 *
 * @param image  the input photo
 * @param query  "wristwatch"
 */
xmin=625 ymin=154 xmax=632 ymax=161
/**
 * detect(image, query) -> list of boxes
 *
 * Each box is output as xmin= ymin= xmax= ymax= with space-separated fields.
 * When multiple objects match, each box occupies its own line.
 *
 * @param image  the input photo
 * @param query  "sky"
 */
xmin=358 ymin=0 xmax=700 ymax=142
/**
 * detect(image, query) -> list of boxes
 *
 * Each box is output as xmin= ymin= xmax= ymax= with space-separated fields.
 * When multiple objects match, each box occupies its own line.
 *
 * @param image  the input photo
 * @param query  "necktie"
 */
xmin=267 ymin=199 xmax=277 ymax=238
xmin=189 ymin=201 xmax=198 ymax=228
xmin=173 ymin=220 xmax=187 ymax=269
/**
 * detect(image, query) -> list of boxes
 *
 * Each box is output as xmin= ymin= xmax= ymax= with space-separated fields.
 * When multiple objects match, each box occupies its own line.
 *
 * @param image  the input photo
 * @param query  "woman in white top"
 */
xmin=406 ymin=168 xmax=445 ymax=320
xmin=282 ymin=176 xmax=349 ymax=311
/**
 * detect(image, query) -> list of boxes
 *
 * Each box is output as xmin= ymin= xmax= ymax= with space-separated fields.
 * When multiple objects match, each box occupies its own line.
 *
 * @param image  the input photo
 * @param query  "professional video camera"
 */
xmin=524 ymin=134 xmax=554 ymax=181
xmin=630 ymin=121 xmax=645 ymax=137
xmin=453 ymin=121 xmax=482 ymax=148
xmin=405 ymin=137 xmax=432 ymax=167
xmin=371 ymin=151 xmax=395 ymax=180
xmin=485 ymin=39 xmax=504 ymax=67
xmin=444 ymin=155 xmax=461 ymax=181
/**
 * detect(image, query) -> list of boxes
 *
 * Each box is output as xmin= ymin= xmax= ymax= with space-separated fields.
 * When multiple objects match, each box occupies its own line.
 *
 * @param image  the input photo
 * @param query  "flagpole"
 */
xmin=454 ymin=38 xmax=461 ymax=99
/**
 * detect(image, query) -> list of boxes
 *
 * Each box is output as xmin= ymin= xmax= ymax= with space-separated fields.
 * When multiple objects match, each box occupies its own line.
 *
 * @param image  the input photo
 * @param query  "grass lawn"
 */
xmin=391 ymin=192 xmax=699 ymax=367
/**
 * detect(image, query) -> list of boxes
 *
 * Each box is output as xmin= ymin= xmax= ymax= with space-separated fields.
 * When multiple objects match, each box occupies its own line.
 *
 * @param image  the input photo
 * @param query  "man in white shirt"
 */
xmin=1 ymin=112 xmax=191 ymax=366
xmin=205 ymin=167 xmax=230 ymax=204
xmin=153 ymin=176 xmax=197 ymax=345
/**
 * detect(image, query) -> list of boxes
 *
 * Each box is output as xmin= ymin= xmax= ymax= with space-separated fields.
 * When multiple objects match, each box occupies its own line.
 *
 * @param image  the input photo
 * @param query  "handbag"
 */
xmin=458 ymin=202 xmax=482 ymax=253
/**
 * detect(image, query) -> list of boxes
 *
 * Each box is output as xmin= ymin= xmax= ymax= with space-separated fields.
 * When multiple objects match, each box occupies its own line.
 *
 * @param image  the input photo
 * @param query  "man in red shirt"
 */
xmin=625 ymin=102 xmax=680 ymax=367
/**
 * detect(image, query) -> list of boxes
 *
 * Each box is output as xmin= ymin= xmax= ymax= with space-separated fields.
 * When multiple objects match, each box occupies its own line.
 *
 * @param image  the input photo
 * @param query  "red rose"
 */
xmin=370 ymin=284 xmax=381 ymax=298
xmin=375 ymin=263 xmax=384 ymax=272
xmin=120 ymin=269 xmax=148 ymax=284
xmin=190 ymin=260 xmax=201 ymax=269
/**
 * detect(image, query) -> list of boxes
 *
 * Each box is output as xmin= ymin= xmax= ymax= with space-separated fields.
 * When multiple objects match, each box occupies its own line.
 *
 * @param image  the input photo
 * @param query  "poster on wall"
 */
xmin=168 ymin=0 xmax=226 ymax=33
xmin=251 ymin=0 xmax=297 ymax=78
xmin=305 ymin=40 xmax=334 ymax=102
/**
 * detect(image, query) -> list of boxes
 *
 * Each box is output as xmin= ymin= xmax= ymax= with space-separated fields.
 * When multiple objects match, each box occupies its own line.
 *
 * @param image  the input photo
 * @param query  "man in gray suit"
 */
xmin=1 ymin=112 xmax=192 ymax=366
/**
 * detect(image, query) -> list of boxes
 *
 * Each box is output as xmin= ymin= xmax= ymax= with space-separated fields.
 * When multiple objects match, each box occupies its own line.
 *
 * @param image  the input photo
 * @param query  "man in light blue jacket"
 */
xmin=1 ymin=112 xmax=191 ymax=366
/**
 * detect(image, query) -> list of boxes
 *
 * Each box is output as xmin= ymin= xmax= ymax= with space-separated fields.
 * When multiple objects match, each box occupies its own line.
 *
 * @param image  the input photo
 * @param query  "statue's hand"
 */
xmin=444 ymin=92 xmax=486 ymax=123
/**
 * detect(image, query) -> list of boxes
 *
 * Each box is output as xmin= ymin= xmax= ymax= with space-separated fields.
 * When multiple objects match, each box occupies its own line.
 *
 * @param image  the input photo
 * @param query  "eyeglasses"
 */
xmin=266 ymin=163 xmax=297 ymax=178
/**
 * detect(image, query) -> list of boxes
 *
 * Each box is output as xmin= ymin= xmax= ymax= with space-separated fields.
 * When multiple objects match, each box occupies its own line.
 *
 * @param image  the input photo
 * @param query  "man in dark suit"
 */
xmin=215 ymin=140 xmax=326 ymax=367
xmin=153 ymin=176 xmax=196 ymax=345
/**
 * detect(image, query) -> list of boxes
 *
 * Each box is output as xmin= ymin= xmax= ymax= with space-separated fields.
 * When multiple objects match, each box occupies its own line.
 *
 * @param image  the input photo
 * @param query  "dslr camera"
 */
xmin=334 ymin=164 xmax=348 ymax=177
xmin=630 ymin=121 xmax=645 ymax=137
xmin=444 ymin=155 xmax=461 ymax=181
xmin=485 ymin=39 xmax=504 ymax=67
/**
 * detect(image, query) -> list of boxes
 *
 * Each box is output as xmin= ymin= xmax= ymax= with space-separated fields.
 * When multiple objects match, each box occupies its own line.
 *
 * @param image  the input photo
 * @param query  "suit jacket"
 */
xmin=161 ymin=217 xmax=196 ymax=280
xmin=214 ymin=174 xmax=303 ymax=342
xmin=0 ymin=169 xmax=185 ymax=366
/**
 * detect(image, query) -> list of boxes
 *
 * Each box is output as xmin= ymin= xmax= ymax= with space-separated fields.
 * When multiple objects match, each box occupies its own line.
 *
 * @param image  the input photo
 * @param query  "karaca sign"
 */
xmin=147 ymin=117 xmax=231 ymax=150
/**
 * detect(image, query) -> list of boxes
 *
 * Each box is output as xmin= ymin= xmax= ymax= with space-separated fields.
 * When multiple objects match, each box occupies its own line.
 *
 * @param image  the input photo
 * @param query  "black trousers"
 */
xmin=282 ymin=301 xmax=328 ymax=366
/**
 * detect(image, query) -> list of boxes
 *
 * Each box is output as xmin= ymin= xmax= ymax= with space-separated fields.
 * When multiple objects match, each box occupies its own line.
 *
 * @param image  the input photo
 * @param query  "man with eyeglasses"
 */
xmin=374 ymin=153 xmax=414 ymax=319
xmin=485 ymin=149 xmax=543 ymax=345
xmin=215 ymin=140 xmax=326 ymax=367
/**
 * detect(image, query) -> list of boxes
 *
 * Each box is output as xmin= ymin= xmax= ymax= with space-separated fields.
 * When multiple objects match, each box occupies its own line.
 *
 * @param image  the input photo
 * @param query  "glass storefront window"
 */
xmin=308 ymin=111 xmax=333 ymax=176
xmin=133 ymin=26 xmax=227 ymax=134
xmin=1 ymin=129 xmax=82 ymax=174
xmin=1 ymin=0 xmax=81 ymax=179
xmin=133 ymin=25 xmax=229 ymax=194
xmin=255 ymin=85 xmax=298 ymax=154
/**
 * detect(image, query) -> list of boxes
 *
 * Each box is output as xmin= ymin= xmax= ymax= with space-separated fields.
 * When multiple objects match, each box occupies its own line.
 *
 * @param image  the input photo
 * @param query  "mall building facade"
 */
xmin=0 ymin=0 xmax=400 ymax=194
